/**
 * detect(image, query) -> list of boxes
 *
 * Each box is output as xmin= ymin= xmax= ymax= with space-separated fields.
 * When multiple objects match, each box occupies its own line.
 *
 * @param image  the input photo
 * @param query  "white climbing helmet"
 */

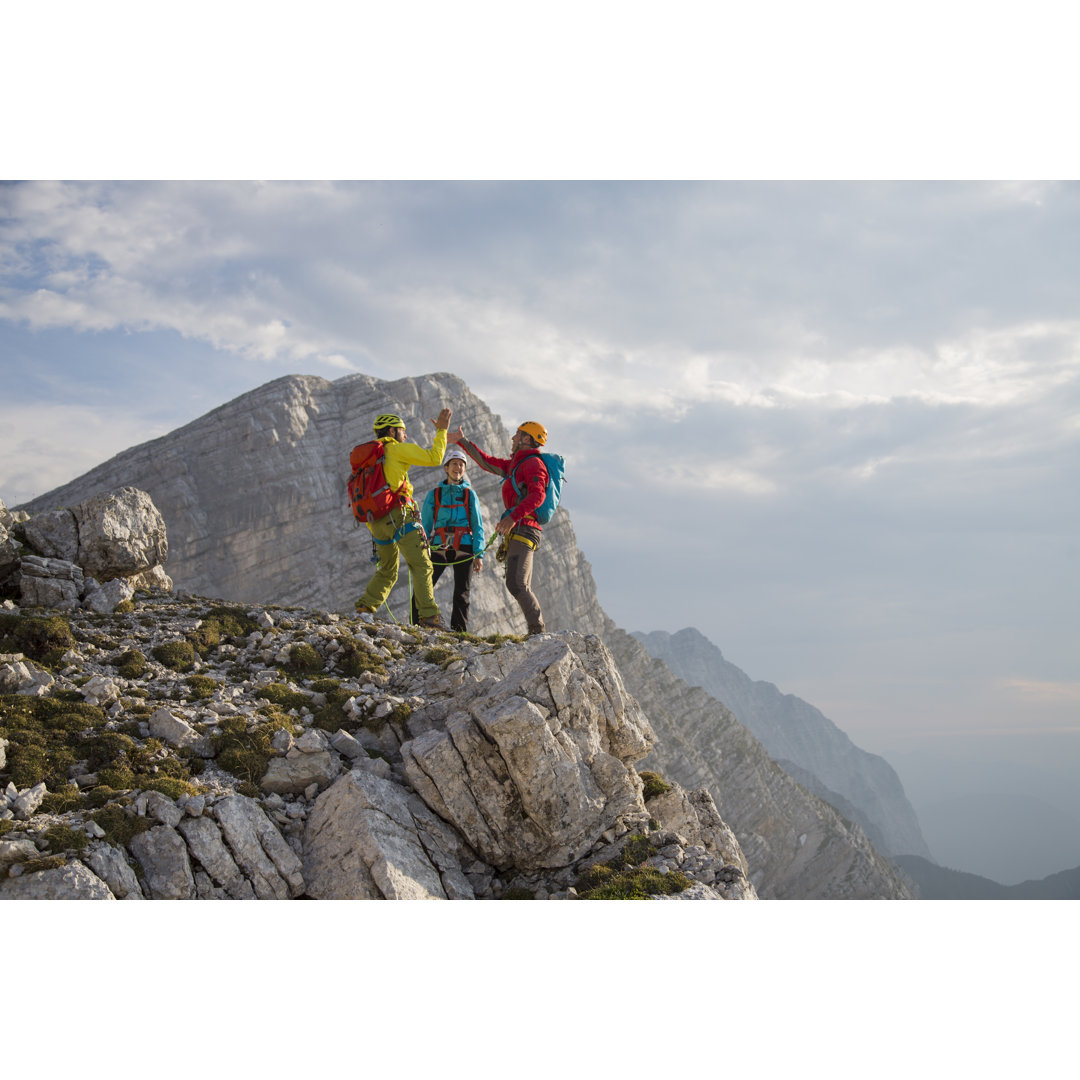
xmin=443 ymin=447 xmax=468 ymax=467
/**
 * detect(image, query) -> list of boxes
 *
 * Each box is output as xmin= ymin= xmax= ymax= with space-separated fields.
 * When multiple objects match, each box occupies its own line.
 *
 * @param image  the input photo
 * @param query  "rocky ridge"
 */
xmin=16 ymin=370 xmax=919 ymax=899
xmin=1 ymin=585 xmax=755 ymax=901
xmin=632 ymin=628 xmax=931 ymax=860
xmin=605 ymin=624 xmax=916 ymax=899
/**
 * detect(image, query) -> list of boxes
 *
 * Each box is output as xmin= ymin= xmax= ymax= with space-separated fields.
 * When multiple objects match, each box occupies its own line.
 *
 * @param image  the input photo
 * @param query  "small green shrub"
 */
xmin=577 ymin=866 xmax=692 ymax=900
xmin=0 ymin=693 xmax=107 ymax=790
xmin=151 ymin=640 xmax=196 ymax=672
xmin=185 ymin=674 xmax=219 ymax=700
xmin=312 ymin=686 xmax=357 ymax=732
xmin=334 ymin=638 xmax=386 ymax=678
xmin=40 ymin=784 xmax=85 ymax=814
xmin=42 ymin=824 xmax=90 ymax=855
xmin=422 ymin=645 xmax=459 ymax=667
xmin=20 ymin=855 xmax=68 ymax=875
xmin=284 ymin=642 xmax=324 ymax=676
xmin=113 ymin=650 xmax=147 ymax=679
xmin=89 ymin=803 xmax=153 ymax=847
xmin=255 ymin=683 xmax=310 ymax=711
xmin=213 ymin=715 xmax=296 ymax=786
xmin=0 ymin=613 xmax=75 ymax=666
xmin=639 ymin=771 xmax=672 ymax=800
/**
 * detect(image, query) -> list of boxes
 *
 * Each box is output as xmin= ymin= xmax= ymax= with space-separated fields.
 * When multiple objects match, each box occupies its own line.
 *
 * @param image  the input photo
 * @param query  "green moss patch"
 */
xmin=185 ymin=605 xmax=262 ymax=656
xmin=255 ymin=683 xmax=310 ymax=711
xmin=312 ymin=686 xmax=358 ymax=732
xmin=0 ymin=613 xmax=75 ymax=667
xmin=89 ymin=803 xmax=154 ymax=847
xmin=0 ymin=692 xmax=106 ymax=790
xmin=113 ymin=650 xmax=147 ymax=679
xmin=334 ymin=638 xmax=386 ymax=678
xmin=576 ymin=865 xmax=692 ymax=900
xmin=283 ymin=642 xmax=324 ymax=676
xmin=42 ymin=823 xmax=90 ymax=855
xmin=422 ymin=645 xmax=460 ymax=667
xmin=213 ymin=714 xmax=298 ymax=786
xmin=151 ymin=640 xmax=197 ymax=672
xmin=184 ymin=675 xmax=220 ymax=700
xmin=573 ymin=831 xmax=692 ymax=900
xmin=638 ymin=771 xmax=673 ymax=800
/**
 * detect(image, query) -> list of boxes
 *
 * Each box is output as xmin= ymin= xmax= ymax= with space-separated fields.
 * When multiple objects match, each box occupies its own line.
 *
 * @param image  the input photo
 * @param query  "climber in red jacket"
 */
xmin=448 ymin=421 xmax=549 ymax=636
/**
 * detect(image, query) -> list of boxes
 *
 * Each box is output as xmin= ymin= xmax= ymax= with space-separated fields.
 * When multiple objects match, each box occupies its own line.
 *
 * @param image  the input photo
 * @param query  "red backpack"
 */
xmin=348 ymin=440 xmax=407 ymax=524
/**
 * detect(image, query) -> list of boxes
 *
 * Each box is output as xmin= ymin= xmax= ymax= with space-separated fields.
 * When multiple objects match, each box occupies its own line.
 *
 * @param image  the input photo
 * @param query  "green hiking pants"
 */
xmin=359 ymin=504 xmax=439 ymax=619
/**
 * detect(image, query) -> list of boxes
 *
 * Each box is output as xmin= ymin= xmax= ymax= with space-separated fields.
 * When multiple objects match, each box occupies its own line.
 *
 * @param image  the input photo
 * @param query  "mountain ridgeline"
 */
xmin=21 ymin=371 xmax=926 ymax=899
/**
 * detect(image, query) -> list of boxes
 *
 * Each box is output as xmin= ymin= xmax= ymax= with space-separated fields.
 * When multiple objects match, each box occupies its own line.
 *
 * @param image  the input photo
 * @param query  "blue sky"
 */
xmin=2 ymin=178 xmax=1078 ymax=766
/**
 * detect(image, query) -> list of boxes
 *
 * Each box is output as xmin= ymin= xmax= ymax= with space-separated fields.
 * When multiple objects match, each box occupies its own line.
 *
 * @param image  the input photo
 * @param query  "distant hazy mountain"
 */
xmin=885 ymin=743 xmax=1080 ymax=885
xmin=632 ymin=628 xmax=932 ymax=860
xmin=894 ymin=855 xmax=1080 ymax=900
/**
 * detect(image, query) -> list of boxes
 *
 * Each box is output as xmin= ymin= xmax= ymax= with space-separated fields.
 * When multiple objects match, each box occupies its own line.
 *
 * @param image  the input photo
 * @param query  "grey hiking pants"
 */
xmin=504 ymin=524 xmax=544 ymax=634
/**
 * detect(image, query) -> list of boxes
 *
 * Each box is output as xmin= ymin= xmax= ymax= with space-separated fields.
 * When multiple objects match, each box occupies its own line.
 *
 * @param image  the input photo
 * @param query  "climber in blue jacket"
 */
xmin=412 ymin=447 xmax=486 ymax=632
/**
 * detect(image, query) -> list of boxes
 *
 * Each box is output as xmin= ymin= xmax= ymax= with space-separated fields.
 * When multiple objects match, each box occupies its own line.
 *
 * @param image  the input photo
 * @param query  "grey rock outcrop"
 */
xmin=0 ymin=591 xmax=754 ymax=901
xmin=13 ymin=371 xmax=920 ymax=898
xmin=604 ymin=625 xmax=916 ymax=899
xmin=632 ymin=628 xmax=932 ymax=860
xmin=1 ymin=861 xmax=116 ymax=900
xmin=5 ymin=486 xmax=172 ymax=613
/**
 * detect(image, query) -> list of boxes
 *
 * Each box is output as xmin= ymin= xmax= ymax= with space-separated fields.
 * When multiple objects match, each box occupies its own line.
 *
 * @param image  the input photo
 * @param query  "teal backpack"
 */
xmin=509 ymin=452 xmax=566 ymax=524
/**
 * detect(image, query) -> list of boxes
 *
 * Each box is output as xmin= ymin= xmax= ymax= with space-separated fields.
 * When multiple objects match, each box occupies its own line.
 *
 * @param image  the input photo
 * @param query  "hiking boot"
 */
xmin=418 ymin=613 xmax=445 ymax=629
xmin=355 ymin=601 xmax=376 ymax=614
xmin=526 ymin=625 xmax=545 ymax=637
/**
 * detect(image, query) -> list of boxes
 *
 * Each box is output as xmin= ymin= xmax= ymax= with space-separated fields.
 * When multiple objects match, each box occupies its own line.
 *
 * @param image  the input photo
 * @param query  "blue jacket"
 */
xmin=421 ymin=478 xmax=486 ymax=554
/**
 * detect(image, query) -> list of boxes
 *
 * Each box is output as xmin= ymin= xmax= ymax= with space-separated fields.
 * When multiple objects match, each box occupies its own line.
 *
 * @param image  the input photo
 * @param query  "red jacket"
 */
xmin=458 ymin=441 xmax=549 ymax=530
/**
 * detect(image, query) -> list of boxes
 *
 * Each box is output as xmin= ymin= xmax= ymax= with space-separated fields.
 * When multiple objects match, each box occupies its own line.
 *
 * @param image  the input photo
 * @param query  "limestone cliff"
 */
xmin=632 ymin=628 xmax=932 ymax=860
xmin=18 ymin=371 xmax=915 ymax=898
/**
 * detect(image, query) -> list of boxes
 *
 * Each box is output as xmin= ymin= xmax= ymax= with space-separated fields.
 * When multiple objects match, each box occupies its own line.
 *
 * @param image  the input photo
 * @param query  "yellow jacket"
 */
xmin=378 ymin=428 xmax=448 ymax=506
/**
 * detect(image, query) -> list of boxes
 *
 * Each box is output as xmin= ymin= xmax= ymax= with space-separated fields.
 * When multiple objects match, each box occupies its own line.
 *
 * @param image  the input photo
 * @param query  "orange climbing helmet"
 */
xmin=517 ymin=421 xmax=548 ymax=446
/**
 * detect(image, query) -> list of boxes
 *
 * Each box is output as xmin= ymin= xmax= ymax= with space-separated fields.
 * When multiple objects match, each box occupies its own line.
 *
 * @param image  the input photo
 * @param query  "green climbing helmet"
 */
xmin=374 ymin=412 xmax=405 ymax=434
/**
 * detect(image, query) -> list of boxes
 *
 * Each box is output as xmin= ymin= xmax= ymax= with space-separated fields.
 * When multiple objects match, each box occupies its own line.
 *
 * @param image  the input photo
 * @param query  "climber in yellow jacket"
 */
xmin=355 ymin=408 xmax=450 ymax=627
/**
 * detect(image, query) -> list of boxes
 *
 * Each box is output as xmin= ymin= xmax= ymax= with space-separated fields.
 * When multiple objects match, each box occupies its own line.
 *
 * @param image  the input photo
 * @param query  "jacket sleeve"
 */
xmin=392 ymin=428 xmax=448 ymax=469
xmin=458 ymin=438 xmax=510 ymax=478
xmin=510 ymin=456 xmax=549 ymax=524
xmin=421 ymin=487 xmax=437 ymax=536
xmin=383 ymin=429 xmax=448 ymax=497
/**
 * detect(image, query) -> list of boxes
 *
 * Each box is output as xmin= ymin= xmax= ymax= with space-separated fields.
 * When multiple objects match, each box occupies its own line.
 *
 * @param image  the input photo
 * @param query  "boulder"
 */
xmin=178 ymin=815 xmax=256 ymax=899
xmin=22 ymin=508 xmax=79 ymax=562
xmin=72 ymin=487 xmax=168 ymax=582
xmin=0 ymin=861 xmax=116 ymax=900
xmin=19 ymin=555 xmax=84 ymax=610
xmin=128 ymin=825 xmax=197 ymax=899
xmin=303 ymin=769 xmax=473 ymax=900
xmin=211 ymin=795 xmax=305 ymax=899
xmin=82 ymin=576 xmax=135 ymax=614
xmin=82 ymin=844 xmax=144 ymax=899
xmin=0 ymin=660 xmax=54 ymax=697
xmin=148 ymin=707 xmax=199 ymax=749
xmin=260 ymin=749 xmax=341 ymax=795
xmin=401 ymin=635 xmax=654 ymax=871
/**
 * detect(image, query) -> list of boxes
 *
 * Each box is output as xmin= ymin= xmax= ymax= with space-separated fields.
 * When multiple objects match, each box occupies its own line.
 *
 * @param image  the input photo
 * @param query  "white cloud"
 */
xmin=0 ymin=401 xmax=174 ymax=505
xmin=998 ymin=679 xmax=1080 ymax=704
